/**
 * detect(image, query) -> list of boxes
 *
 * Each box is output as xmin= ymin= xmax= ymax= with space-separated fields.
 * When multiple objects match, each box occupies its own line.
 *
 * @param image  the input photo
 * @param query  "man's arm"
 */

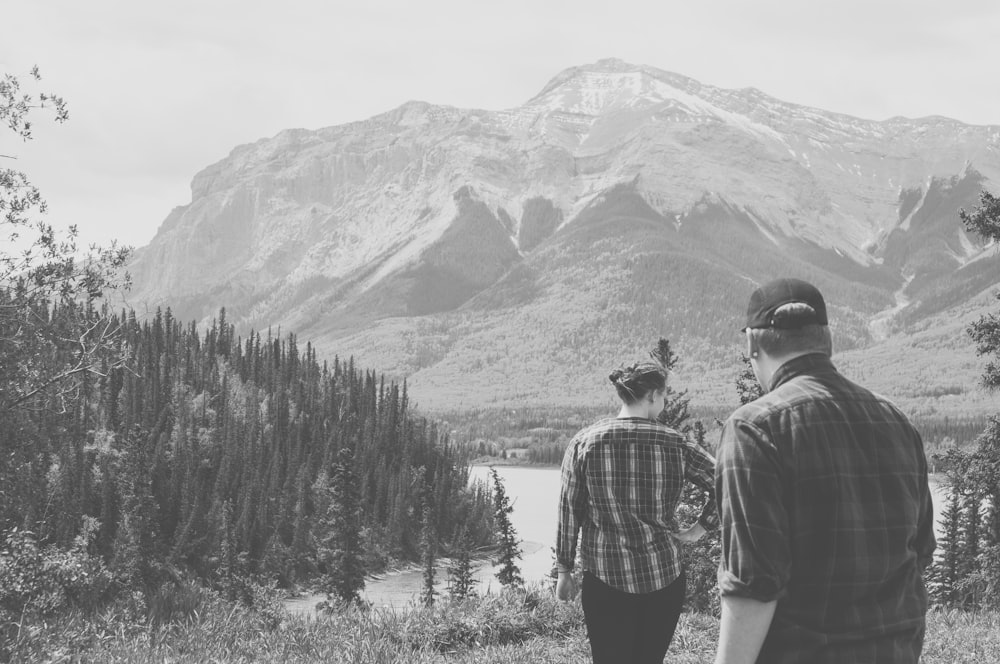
xmin=715 ymin=596 xmax=777 ymax=664
xmin=715 ymin=416 xmax=788 ymax=662
xmin=913 ymin=430 xmax=937 ymax=571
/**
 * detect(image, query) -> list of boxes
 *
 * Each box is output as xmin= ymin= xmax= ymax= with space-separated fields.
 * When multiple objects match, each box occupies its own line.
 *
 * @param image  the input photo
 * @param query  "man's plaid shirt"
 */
xmin=717 ymin=353 xmax=936 ymax=663
xmin=557 ymin=416 xmax=718 ymax=594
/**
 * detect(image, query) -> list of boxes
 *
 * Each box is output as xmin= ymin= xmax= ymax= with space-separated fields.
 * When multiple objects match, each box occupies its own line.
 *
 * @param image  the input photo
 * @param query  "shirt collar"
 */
xmin=769 ymin=353 xmax=837 ymax=392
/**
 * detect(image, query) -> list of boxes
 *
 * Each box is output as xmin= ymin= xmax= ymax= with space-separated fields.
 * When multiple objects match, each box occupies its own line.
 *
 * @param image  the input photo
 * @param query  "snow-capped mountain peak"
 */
xmin=125 ymin=60 xmax=1000 ymax=412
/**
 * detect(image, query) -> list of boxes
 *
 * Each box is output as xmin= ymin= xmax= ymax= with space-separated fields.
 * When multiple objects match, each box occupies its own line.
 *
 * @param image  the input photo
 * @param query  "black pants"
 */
xmin=581 ymin=569 xmax=686 ymax=664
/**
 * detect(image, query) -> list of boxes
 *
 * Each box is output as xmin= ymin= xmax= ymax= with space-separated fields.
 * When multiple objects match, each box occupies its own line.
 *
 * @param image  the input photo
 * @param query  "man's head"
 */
xmin=743 ymin=278 xmax=827 ymax=331
xmin=743 ymin=278 xmax=832 ymax=389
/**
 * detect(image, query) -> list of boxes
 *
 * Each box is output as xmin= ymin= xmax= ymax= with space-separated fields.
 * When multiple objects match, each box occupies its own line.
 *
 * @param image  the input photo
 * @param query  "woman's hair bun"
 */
xmin=608 ymin=361 xmax=667 ymax=405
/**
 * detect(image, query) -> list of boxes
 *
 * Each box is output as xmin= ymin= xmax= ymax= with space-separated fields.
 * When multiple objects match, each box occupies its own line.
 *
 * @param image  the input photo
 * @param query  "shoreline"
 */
xmin=283 ymin=541 xmax=547 ymax=617
xmin=470 ymin=460 xmax=559 ymax=470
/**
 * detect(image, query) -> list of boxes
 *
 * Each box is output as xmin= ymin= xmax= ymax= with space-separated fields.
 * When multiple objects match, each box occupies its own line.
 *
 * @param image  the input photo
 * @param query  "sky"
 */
xmin=2 ymin=0 xmax=999 ymax=251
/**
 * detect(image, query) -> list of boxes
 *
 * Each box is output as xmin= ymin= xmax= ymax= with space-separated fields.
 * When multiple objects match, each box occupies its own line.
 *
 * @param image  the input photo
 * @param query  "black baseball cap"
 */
xmin=743 ymin=278 xmax=828 ymax=331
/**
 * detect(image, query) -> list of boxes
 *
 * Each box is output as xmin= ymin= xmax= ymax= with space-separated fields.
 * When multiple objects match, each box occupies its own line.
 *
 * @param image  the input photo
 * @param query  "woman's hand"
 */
xmin=556 ymin=571 xmax=578 ymax=601
xmin=675 ymin=522 xmax=707 ymax=543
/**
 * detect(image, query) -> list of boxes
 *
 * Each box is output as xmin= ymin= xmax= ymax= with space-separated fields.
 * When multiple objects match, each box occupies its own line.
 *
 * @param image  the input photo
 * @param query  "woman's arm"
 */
xmin=555 ymin=570 xmax=578 ymax=600
xmin=555 ymin=437 xmax=586 ymax=596
xmin=675 ymin=521 xmax=706 ymax=543
xmin=683 ymin=440 xmax=719 ymax=530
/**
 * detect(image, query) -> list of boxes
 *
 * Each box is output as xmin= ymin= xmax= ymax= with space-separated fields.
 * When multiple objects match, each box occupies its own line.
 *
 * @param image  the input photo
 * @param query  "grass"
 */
xmin=923 ymin=606 xmax=1000 ymax=663
xmin=5 ymin=587 xmax=999 ymax=663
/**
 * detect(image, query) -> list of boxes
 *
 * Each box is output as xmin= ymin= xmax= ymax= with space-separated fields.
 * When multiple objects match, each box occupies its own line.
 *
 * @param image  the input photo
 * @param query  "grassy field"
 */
xmin=6 ymin=585 xmax=1000 ymax=663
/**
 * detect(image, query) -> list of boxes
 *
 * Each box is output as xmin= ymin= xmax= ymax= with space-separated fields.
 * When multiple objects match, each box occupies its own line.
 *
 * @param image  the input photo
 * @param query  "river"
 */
xmin=285 ymin=465 xmax=949 ymax=615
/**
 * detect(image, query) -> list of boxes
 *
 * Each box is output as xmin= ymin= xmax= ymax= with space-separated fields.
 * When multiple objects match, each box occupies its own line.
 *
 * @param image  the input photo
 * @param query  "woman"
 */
xmin=555 ymin=362 xmax=717 ymax=664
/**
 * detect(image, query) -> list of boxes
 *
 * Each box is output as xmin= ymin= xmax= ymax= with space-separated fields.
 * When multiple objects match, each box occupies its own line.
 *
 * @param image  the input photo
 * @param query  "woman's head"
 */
xmin=609 ymin=362 xmax=668 ymax=406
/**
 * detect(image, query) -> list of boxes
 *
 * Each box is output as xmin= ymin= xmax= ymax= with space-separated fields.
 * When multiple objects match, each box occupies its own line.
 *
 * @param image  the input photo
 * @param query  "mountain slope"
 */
xmin=125 ymin=59 xmax=1000 ymax=414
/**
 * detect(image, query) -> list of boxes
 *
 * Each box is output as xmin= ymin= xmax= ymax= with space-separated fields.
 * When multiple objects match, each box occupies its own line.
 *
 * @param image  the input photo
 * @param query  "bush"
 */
xmin=0 ymin=528 xmax=117 ymax=661
xmin=392 ymin=586 xmax=582 ymax=652
xmin=681 ymin=529 xmax=721 ymax=616
xmin=675 ymin=462 xmax=722 ymax=617
xmin=0 ymin=528 xmax=115 ymax=622
xmin=147 ymin=581 xmax=213 ymax=627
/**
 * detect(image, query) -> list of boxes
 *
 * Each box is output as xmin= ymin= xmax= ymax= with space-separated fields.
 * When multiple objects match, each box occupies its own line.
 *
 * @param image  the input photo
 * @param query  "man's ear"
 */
xmin=746 ymin=329 xmax=760 ymax=359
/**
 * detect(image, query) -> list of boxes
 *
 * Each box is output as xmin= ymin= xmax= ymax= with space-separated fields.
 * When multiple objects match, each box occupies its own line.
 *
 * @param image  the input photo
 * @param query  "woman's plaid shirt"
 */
xmin=556 ymin=417 xmax=718 ymax=594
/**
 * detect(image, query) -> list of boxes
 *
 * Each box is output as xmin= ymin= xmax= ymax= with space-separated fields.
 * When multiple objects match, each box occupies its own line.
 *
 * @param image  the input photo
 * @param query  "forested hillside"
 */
xmin=1 ymin=299 xmax=492 ymax=592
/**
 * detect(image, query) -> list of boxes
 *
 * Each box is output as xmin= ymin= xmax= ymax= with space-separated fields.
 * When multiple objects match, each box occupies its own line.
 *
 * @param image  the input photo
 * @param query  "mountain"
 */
xmin=126 ymin=58 xmax=1000 ymax=415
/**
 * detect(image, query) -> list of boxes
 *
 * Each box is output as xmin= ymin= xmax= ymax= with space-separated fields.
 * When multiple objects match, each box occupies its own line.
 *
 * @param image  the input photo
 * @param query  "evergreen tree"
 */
xmin=448 ymin=525 xmax=477 ymax=601
xmin=932 ymin=190 xmax=1000 ymax=608
xmin=490 ymin=467 xmax=523 ymax=588
xmin=959 ymin=485 xmax=982 ymax=582
xmin=111 ymin=427 xmax=159 ymax=594
xmin=216 ymin=500 xmax=244 ymax=602
xmin=736 ymin=353 xmax=765 ymax=405
xmin=929 ymin=459 xmax=968 ymax=605
xmin=961 ymin=190 xmax=1000 ymax=392
xmin=649 ymin=338 xmax=691 ymax=431
xmin=318 ymin=447 xmax=366 ymax=606
xmin=959 ymin=191 xmax=1000 ymax=607
xmin=419 ymin=504 xmax=437 ymax=607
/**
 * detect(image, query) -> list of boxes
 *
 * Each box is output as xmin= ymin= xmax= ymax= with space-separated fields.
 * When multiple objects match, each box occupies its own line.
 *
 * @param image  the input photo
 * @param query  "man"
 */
xmin=714 ymin=278 xmax=936 ymax=664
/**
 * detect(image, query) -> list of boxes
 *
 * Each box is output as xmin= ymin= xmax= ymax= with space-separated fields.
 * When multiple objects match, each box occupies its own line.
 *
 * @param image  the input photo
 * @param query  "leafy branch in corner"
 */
xmin=0 ymin=66 xmax=132 ymax=413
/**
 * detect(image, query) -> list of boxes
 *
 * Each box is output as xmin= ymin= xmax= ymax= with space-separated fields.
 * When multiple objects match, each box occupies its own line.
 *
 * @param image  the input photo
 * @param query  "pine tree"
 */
xmin=216 ymin=500 xmax=243 ymax=602
xmin=419 ymin=504 xmax=437 ymax=607
xmin=961 ymin=190 xmax=1000 ymax=392
xmin=448 ymin=525 xmax=477 ymax=600
xmin=318 ymin=447 xmax=366 ymax=606
xmin=490 ymin=468 xmax=523 ymax=588
xmin=960 ymin=485 xmax=982 ymax=582
xmin=930 ymin=463 xmax=967 ymax=605
xmin=955 ymin=191 xmax=1000 ymax=607
xmin=111 ymin=427 xmax=158 ymax=593
xmin=736 ymin=353 xmax=765 ymax=405
xmin=649 ymin=338 xmax=691 ymax=431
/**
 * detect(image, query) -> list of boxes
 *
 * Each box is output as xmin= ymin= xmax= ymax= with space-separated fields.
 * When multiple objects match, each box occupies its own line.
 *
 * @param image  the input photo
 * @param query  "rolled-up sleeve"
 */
xmin=556 ymin=438 xmax=587 ymax=571
xmin=716 ymin=417 xmax=790 ymax=602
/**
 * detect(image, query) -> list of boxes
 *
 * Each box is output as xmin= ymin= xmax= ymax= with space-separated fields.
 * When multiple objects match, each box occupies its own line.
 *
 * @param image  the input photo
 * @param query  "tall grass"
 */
xmin=5 ymin=585 xmax=999 ymax=663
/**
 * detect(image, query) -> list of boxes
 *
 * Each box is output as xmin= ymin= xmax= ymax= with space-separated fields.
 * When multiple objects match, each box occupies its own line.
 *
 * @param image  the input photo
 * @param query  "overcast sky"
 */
xmin=2 ymin=0 xmax=998 ymax=251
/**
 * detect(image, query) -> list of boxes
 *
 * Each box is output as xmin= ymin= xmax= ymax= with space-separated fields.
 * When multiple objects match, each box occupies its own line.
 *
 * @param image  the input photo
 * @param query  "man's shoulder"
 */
xmin=727 ymin=372 xmax=913 ymax=428
xmin=727 ymin=388 xmax=797 ymax=425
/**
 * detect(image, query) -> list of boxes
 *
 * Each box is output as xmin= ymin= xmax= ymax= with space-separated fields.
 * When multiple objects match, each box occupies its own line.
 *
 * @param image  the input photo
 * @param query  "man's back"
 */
xmin=717 ymin=353 xmax=936 ymax=663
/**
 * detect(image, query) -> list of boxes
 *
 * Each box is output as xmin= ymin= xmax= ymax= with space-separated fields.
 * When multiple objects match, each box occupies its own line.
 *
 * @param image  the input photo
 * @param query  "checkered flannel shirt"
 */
xmin=717 ymin=353 xmax=936 ymax=663
xmin=556 ymin=416 xmax=718 ymax=594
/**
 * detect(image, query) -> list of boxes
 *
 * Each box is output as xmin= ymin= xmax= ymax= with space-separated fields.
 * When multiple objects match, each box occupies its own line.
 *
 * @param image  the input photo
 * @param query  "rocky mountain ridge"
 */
xmin=125 ymin=59 xmax=1000 ymax=414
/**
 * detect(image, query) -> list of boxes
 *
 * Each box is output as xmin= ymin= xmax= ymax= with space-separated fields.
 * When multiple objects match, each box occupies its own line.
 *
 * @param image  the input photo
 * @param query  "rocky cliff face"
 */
xmin=126 ymin=59 xmax=1000 ymax=412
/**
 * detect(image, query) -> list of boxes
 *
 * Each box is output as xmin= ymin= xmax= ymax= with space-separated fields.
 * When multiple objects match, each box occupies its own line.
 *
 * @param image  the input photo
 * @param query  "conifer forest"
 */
xmin=0 ymin=301 xmax=494 ymax=598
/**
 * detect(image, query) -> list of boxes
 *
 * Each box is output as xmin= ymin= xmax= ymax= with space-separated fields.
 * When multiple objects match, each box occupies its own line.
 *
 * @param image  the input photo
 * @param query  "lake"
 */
xmin=358 ymin=465 xmax=560 ymax=607
xmin=285 ymin=465 xmax=948 ymax=614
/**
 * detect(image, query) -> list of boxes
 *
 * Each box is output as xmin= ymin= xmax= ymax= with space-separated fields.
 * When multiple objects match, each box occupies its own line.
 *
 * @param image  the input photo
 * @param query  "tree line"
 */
xmin=927 ymin=190 xmax=1000 ymax=610
xmin=1 ymin=302 xmax=495 ymax=599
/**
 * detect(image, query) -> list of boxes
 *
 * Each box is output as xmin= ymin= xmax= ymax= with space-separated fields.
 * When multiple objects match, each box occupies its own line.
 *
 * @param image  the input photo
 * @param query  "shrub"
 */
xmin=393 ymin=586 xmax=582 ymax=652
xmin=0 ymin=528 xmax=115 ymax=622
xmin=147 ymin=580 xmax=214 ymax=627
xmin=0 ymin=528 xmax=117 ymax=661
xmin=681 ymin=529 xmax=721 ymax=616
